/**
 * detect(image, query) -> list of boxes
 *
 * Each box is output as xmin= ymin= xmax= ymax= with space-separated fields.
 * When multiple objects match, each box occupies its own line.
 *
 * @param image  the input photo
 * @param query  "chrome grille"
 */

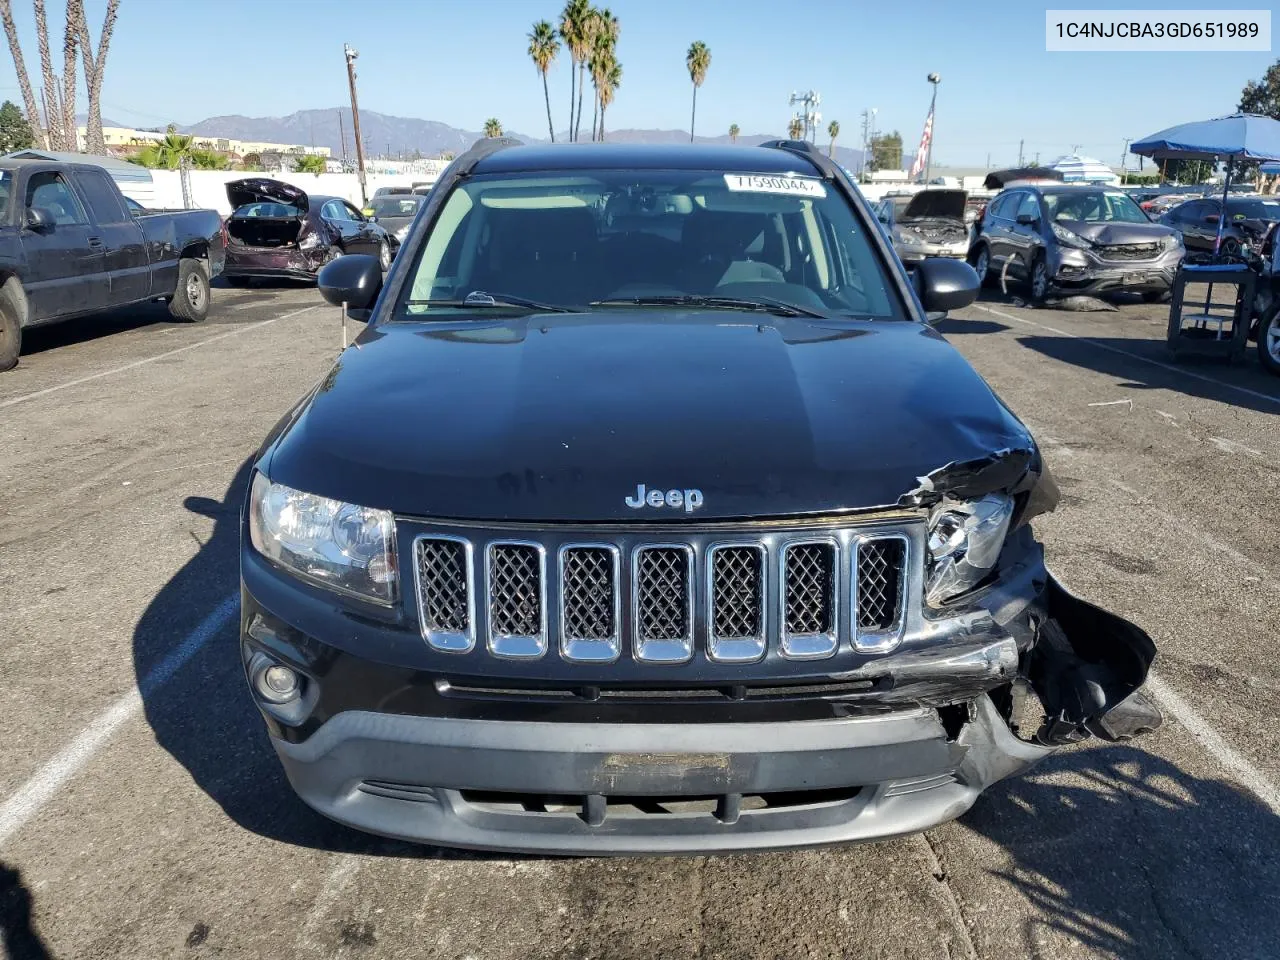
xmin=487 ymin=543 xmax=545 ymax=658
xmin=633 ymin=546 xmax=693 ymax=662
xmin=781 ymin=541 xmax=837 ymax=659
xmin=412 ymin=524 xmax=913 ymax=663
xmin=857 ymin=538 xmax=905 ymax=631
xmin=708 ymin=545 xmax=765 ymax=662
xmin=413 ymin=537 xmax=473 ymax=652
xmin=1097 ymin=242 xmax=1161 ymax=262
xmin=559 ymin=545 xmax=620 ymax=662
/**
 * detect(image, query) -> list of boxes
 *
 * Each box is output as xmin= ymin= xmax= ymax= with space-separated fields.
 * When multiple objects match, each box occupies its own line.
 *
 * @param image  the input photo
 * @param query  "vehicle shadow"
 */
xmin=131 ymin=458 xmax=512 ymax=861
xmin=935 ymin=315 xmax=1011 ymax=336
xmin=16 ymin=302 xmax=181 ymax=358
xmin=0 ymin=861 xmax=53 ymax=960
xmin=961 ymin=743 xmax=1280 ymax=958
xmin=1015 ymin=334 xmax=1280 ymax=415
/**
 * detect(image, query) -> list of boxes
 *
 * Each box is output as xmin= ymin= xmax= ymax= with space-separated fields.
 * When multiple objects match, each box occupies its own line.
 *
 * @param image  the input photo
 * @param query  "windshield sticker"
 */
xmin=724 ymin=174 xmax=827 ymax=198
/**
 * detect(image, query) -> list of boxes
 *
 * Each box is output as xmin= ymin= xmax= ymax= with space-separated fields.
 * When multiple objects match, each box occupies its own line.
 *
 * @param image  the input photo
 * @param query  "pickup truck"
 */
xmin=0 ymin=159 xmax=226 ymax=371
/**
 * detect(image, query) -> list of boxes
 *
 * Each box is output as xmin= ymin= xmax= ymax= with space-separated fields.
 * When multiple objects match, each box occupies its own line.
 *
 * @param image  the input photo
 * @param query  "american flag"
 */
xmin=909 ymin=108 xmax=934 ymax=178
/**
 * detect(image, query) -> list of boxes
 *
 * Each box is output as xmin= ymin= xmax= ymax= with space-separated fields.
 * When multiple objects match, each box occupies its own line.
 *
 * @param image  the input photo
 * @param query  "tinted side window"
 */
xmin=990 ymin=193 xmax=1017 ymax=219
xmin=1016 ymin=193 xmax=1041 ymax=221
xmin=26 ymin=172 xmax=89 ymax=225
xmin=321 ymin=200 xmax=346 ymax=220
xmin=75 ymin=169 xmax=129 ymax=224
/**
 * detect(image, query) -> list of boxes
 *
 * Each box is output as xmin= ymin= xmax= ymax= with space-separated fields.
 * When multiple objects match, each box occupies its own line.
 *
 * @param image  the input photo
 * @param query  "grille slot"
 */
xmin=781 ymin=541 xmax=837 ymax=659
xmin=707 ymin=545 xmax=766 ymax=662
xmin=559 ymin=545 xmax=621 ymax=662
xmin=414 ymin=537 xmax=474 ymax=652
xmin=633 ymin=546 xmax=694 ymax=662
xmin=487 ymin=543 xmax=546 ymax=658
xmin=854 ymin=536 xmax=908 ymax=652
xmin=1097 ymin=242 xmax=1161 ymax=262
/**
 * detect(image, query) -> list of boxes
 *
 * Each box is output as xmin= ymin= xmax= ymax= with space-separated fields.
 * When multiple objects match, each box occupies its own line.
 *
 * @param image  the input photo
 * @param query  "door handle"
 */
xmin=87 ymin=236 xmax=104 ymax=248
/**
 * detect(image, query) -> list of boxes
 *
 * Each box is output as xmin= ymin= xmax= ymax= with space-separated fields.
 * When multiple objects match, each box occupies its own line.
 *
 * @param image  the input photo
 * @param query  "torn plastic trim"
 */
xmin=1027 ymin=574 xmax=1162 ymax=746
xmin=897 ymin=445 xmax=1060 ymax=530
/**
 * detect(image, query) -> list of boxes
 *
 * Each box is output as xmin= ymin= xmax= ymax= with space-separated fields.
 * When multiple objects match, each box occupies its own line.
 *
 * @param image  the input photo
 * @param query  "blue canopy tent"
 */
xmin=1131 ymin=113 xmax=1280 ymax=254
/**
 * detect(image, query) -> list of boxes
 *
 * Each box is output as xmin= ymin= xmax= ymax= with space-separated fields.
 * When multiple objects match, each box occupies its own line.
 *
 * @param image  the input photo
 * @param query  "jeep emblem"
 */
xmin=625 ymin=483 xmax=703 ymax=513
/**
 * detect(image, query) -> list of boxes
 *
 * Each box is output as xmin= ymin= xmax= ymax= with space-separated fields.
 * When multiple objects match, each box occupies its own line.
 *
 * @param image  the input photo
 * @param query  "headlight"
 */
xmin=1163 ymin=233 xmax=1183 ymax=250
xmin=394 ymin=224 xmax=409 ymax=242
xmin=925 ymin=494 xmax=1014 ymax=604
xmin=248 ymin=473 xmax=398 ymax=604
xmin=898 ymin=228 xmax=921 ymax=244
xmin=1050 ymin=222 xmax=1091 ymax=250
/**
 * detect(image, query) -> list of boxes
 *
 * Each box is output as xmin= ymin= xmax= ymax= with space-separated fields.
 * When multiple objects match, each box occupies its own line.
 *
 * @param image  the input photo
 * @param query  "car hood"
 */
xmin=1055 ymin=219 xmax=1176 ymax=244
xmin=226 ymin=177 xmax=308 ymax=213
xmin=901 ymin=190 xmax=967 ymax=223
xmin=375 ymin=215 xmax=415 ymax=233
xmin=265 ymin=312 xmax=1035 ymax=522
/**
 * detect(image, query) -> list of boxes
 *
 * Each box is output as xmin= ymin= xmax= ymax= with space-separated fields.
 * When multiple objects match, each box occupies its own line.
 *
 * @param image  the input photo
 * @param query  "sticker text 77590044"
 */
xmin=723 ymin=174 xmax=827 ymax=198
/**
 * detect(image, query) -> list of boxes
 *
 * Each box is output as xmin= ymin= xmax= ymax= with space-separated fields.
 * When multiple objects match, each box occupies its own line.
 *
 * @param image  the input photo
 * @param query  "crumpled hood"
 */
xmin=265 ymin=312 xmax=1035 ymax=522
xmin=1056 ymin=219 xmax=1175 ymax=245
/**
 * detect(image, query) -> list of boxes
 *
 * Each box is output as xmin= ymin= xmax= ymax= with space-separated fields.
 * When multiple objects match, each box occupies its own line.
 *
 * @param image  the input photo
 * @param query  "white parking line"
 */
xmin=0 ymin=304 xmax=320 ymax=410
xmin=971 ymin=303 xmax=1280 ymax=408
xmin=0 ymin=593 xmax=239 ymax=849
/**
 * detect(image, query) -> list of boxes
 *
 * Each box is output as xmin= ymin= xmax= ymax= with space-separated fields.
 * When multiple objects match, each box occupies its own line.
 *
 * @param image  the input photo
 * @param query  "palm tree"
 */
xmin=528 ymin=20 xmax=560 ymax=143
xmin=129 ymin=126 xmax=195 ymax=169
xmin=787 ymin=117 xmax=803 ymax=140
xmin=0 ymin=0 xmax=47 ymax=148
xmin=483 ymin=117 xmax=503 ymax=138
xmin=827 ymin=120 xmax=840 ymax=159
xmin=61 ymin=0 xmax=80 ymax=151
xmin=559 ymin=0 xmax=591 ymax=141
xmin=685 ymin=41 xmax=710 ymax=143
xmin=293 ymin=154 xmax=327 ymax=174
xmin=728 ymin=123 xmax=739 ymax=143
xmin=590 ymin=8 xmax=618 ymax=141
xmin=598 ymin=59 xmax=621 ymax=141
xmin=76 ymin=0 xmax=120 ymax=155
xmin=33 ymin=0 xmax=62 ymax=148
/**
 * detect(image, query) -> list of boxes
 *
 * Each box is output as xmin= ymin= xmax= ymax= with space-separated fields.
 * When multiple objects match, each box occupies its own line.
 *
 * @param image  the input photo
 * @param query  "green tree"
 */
xmin=293 ymin=154 xmax=326 ymax=174
xmin=0 ymin=99 xmax=35 ymax=152
xmin=240 ymin=151 xmax=263 ymax=171
xmin=869 ymin=130 xmax=903 ymax=171
xmin=528 ymin=20 xmax=560 ymax=143
xmin=559 ymin=0 xmax=591 ymax=141
xmin=588 ymin=8 xmax=618 ymax=141
xmin=827 ymin=119 xmax=840 ymax=158
xmin=685 ymin=41 xmax=710 ymax=142
xmin=597 ymin=59 xmax=621 ymax=141
xmin=127 ymin=126 xmax=195 ymax=169
xmin=1163 ymin=159 xmax=1214 ymax=185
xmin=1239 ymin=58 xmax=1280 ymax=119
xmin=728 ymin=123 xmax=739 ymax=143
xmin=190 ymin=148 xmax=228 ymax=170
xmin=483 ymin=118 xmax=503 ymax=138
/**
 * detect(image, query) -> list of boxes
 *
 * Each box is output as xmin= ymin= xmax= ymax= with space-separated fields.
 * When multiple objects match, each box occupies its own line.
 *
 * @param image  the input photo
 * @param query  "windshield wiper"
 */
xmin=589 ymin=294 xmax=827 ymax=319
xmin=405 ymin=290 xmax=576 ymax=313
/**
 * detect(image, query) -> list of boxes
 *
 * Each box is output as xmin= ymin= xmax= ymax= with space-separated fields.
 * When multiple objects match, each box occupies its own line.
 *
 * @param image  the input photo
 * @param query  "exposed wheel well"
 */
xmin=0 ymin=272 xmax=30 ymax=326
xmin=179 ymin=241 xmax=209 ymax=262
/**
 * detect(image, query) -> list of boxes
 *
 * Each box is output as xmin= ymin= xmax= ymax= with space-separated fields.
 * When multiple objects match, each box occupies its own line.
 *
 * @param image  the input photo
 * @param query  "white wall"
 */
xmin=147 ymin=169 xmax=442 ymax=214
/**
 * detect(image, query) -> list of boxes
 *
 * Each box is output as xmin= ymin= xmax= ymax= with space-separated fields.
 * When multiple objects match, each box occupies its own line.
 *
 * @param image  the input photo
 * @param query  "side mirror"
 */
xmin=914 ymin=257 xmax=980 ymax=322
xmin=1205 ymin=214 xmax=1220 ymax=224
xmin=25 ymin=207 xmax=54 ymax=231
xmin=1015 ymin=212 xmax=1039 ymax=226
xmin=318 ymin=254 xmax=382 ymax=321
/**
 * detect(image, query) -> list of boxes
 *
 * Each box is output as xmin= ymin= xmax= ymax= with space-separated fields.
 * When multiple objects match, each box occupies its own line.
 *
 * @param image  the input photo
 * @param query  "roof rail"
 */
xmin=453 ymin=136 xmax=524 ymax=175
xmin=758 ymin=138 xmax=836 ymax=177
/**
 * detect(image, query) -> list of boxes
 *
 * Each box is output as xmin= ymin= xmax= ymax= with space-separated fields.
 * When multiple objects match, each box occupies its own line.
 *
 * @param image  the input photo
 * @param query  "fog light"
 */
xmin=254 ymin=661 xmax=301 ymax=703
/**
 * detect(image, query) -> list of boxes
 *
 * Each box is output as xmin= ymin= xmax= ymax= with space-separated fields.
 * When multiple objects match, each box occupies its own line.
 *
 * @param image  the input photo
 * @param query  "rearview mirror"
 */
xmin=25 ymin=207 xmax=53 ymax=231
xmin=318 ymin=254 xmax=382 ymax=321
xmin=1015 ymin=212 xmax=1039 ymax=226
xmin=914 ymin=257 xmax=980 ymax=322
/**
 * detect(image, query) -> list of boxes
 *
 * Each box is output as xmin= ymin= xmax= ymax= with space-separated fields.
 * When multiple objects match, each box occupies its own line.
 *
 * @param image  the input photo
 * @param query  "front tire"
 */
xmin=1028 ymin=254 xmax=1050 ymax=305
xmin=378 ymin=239 xmax=391 ymax=272
xmin=169 ymin=258 xmax=211 ymax=322
xmin=969 ymin=243 xmax=991 ymax=288
xmin=0 ymin=278 xmax=22 ymax=372
xmin=1259 ymin=305 xmax=1280 ymax=377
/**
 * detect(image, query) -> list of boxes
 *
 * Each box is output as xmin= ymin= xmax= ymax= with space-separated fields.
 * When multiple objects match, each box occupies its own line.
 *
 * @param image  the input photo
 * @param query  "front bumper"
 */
xmin=239 ymin=526 xmax=1161 ymax=853
xmin=897 ymin=240 xmax=970 ymax=264
xmin=1048 ymin=247 xmax=1183 ymax=295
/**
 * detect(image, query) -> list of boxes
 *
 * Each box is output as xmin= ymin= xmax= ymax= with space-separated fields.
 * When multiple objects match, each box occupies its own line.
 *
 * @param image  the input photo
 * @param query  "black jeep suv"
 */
xmin=240 ymin=139 xmax=1160 ymax=854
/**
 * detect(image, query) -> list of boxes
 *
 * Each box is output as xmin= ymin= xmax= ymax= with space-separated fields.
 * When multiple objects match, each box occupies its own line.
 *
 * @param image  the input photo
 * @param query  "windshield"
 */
xmin=395 ymin=169 xmax=900 ymax=319
xmin=232 ymin=201 xmax=302 ymax=218
xmin=372 ymin=196 xmax=423 ymax=218
xmin=1227 ymin=199 xmax=1280 ymax=221
xmin=1043 ymin=191 xmax=1149 ymax=224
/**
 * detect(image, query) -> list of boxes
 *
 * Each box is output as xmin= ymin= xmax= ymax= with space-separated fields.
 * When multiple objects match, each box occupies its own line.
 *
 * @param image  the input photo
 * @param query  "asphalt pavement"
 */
xmin=0 ymin=281 xmax=1278 ymax=960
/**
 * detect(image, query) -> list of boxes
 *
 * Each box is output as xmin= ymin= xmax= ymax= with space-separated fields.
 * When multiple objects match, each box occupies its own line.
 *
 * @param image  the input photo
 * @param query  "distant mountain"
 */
xmin=180 ymin=107 xmax=877 ymax=169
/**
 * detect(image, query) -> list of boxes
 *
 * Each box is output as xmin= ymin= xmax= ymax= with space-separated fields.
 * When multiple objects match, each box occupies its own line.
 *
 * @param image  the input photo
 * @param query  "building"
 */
xmin=76 ymin=125 xmax=331 ymax=159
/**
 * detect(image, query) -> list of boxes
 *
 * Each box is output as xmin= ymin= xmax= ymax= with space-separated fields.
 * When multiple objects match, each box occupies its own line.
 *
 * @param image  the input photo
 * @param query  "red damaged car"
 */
xmin=222 ymin=178 xmax=392 ymax=285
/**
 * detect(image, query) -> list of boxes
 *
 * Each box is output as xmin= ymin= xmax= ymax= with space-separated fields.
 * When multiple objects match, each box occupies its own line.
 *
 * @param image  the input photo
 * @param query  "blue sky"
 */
xmin=0 ymin=0 xmax=1274 ymax=167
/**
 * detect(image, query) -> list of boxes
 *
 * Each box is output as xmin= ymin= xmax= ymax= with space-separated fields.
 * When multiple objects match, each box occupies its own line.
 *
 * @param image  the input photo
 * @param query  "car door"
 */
xmin=19 ymin=169 xmax=108 ymax=319
xmin=71 ymin=168 xmax=150 ymax=306
xmin=983 ymin=192 xmax=1018 ymax=271
xmin=1009 ymin=191 xmax=1044 ymax=277
xmin=1169 ymin=200 xmax=1210 ymax=252
xmin=319 ymin=199 xmax=355 ymax=251
xmin=343 ymin=201 xmax=381 ymax=255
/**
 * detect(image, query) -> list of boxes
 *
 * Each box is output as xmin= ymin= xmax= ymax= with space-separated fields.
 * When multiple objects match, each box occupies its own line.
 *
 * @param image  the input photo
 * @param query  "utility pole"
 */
xmin=344 ymin=44 xmax=368 ymax=205
xmin=924 ymin=73 xmax=940 ymax=185
xmin=1034 ymin=151 xmax=1040 ymax=165
xmin=985 ymin=151 xmax=991 ymax=170
xmin=1120 ymin=137 xmax=1131 ymax=185
xmin=337 ymin=109 xmax=348 ymax=169
xmin=1017 ymin=139 xmax=1024 ymax=166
